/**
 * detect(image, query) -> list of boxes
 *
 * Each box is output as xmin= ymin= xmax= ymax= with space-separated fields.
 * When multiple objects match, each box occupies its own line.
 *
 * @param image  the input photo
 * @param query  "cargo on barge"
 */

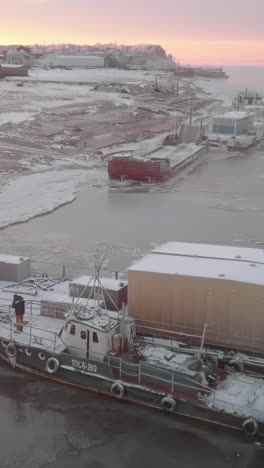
xmin=108 ymin=143 xmax=208 ymax=183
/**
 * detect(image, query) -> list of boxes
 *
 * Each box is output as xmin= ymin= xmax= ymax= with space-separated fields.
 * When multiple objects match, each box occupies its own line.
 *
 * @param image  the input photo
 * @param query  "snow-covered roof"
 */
xmin=213 ymin=111 xmax=250 ymax=120
xmin=152 ymin=242 xmax=264 ymax=264
xmin=71 ymin=276 xmax=127 ymax=291
xmin=0 ymin=254 xmax=29 ymax=264
xmin=54 ymin=55 xmax=103 ymax=60
xmin=129 ymin=242 xmax=264 ymax=286
xmin=238 ymin=90 xmax=262 ymax=98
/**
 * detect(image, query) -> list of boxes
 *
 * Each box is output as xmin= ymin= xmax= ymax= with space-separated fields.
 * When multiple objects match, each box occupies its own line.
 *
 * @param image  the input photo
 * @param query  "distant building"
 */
xmin=237 ymin=89 xmax=263 ymax=107
xmin=0 ymin=65 xmax=29 ymax=78
xmin=212 ymin=111 xmax=252 ymax=135
xmin=6 ymin=47 xmax=33 ymax=66
xmin=42 ymin=55 xmax=105 ymax=68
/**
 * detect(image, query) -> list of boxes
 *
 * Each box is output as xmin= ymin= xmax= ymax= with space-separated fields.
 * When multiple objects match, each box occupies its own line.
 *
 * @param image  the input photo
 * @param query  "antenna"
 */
xmin=198 ymin=323 xmax=208 ymax=358
xmin=66 ymin=246 xmax=122 ymax=324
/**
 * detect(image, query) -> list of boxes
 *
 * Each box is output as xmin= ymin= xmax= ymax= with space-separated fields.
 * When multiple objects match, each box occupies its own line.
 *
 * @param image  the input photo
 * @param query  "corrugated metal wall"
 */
xmin=128 ymin=271 xmax=264 ymax=352
xmin=212 ymin=117 xmax=249 ymax=135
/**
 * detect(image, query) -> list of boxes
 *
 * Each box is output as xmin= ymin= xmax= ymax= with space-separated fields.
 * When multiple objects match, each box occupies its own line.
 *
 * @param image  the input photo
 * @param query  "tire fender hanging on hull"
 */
xmin=5 ymin=342 xmax=17 ymax=359
xmin=242 ymin=418 xmax=259 ymax=436
xmin=161 ymin=396 xmax=177 ymax=413
xmin=111 ymin=382 xmax=125 ymax=399
xmin=46 ymin=357 xmax=60 ymax=374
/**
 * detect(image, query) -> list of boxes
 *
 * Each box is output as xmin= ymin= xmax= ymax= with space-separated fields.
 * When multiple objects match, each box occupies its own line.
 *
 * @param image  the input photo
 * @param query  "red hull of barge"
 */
xmin=108 ymin=158 xmax=170 ymax=182
xmin=108 ymin=146 xmax=209 ymax=183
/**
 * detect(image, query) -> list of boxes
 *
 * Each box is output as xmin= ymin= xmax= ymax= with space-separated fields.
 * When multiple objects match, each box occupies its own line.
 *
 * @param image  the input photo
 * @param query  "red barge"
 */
xmin=108 ymin=143 xmax=209 ymax=182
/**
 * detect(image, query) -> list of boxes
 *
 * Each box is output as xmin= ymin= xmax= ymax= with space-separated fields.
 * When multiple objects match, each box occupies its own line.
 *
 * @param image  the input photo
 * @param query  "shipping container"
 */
xmin=128 ymin=242 xmax=264 ymax=353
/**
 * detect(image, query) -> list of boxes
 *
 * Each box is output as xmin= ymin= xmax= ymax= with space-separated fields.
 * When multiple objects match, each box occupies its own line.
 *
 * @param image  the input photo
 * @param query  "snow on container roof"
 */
xmin=152 ymin=242 xmax=264 ymax=265
xmin=128 ymin=242 xmax=264 ymax=286
xmin=72 ymin=276 xmax=127 ymax=291
xmin=55 ymin=55 xmax=103 ymax=59
xmin=213 ymin=111 xmax=250 ymax=120
xmin=0 ymin=254 xmax=29 ymax=264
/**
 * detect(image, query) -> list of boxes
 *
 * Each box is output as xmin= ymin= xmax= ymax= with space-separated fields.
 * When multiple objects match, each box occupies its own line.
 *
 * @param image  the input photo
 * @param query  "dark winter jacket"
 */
xmin=12 ymin=296 xmax=25 ymax=315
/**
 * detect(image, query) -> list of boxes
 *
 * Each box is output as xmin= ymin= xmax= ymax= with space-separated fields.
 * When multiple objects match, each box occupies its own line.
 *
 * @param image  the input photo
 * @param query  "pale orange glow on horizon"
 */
xmin=1 ymin=31 xmax=264 ymax=66
xmin=1 ymin=0 xmax=264 ymax=66
xmin=165 ymin=39 xmax=264 ymax=66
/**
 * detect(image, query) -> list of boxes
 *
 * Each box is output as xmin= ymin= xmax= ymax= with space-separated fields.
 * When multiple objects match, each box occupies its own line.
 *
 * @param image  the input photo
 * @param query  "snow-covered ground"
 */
xmin=0 ymin=112 xmax=35 ymax=125
xmin=0 ymin=170 xmax=88 ymax=229
xmin=0 ymin=67 xmax=218 ymax=230
xmin=7 ymin=67 xmax=169 ymax=84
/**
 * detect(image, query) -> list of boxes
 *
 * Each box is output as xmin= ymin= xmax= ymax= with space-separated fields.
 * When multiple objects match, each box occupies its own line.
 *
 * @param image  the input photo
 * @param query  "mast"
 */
xmin=198 ymin=323 xmax=208 ymax=358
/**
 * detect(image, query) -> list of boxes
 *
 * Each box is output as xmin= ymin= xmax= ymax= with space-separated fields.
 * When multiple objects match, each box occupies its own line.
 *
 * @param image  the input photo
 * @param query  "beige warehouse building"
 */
xmin=128 ymin=242 xmax=264 ymax=353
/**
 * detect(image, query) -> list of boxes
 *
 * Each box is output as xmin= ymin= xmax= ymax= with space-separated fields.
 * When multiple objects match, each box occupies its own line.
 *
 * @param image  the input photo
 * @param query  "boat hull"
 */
xmin=1 ymin=341 xmax=263 ymax=438
xmin=108 ymin=159 xmax=169 ymax=182
xmin=108 ymin=146 xmax=208 ymax=183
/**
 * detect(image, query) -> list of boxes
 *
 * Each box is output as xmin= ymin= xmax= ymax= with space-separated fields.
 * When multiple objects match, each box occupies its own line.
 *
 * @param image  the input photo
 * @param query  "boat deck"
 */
xmin=207 ymin=374 xmax=264 ymax=422
xmin=147 ymin=143 xmax=204 ymax=168
xmin=0 ymin=311 xmax=64 ymax=352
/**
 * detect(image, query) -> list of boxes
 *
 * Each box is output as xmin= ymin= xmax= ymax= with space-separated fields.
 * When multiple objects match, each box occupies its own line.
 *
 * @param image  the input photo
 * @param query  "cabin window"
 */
xmin=93 ymin=332 xmax=99 ymax=343
xmin=80 ymin=330 xmax=87 ymax=340
xmin=70 ymin=325 xmax=76 ymax=336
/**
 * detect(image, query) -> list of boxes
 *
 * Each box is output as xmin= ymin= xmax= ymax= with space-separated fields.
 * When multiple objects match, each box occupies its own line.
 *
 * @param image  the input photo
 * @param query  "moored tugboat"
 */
xmin=0 ymin=256 xmax=264 ymax=438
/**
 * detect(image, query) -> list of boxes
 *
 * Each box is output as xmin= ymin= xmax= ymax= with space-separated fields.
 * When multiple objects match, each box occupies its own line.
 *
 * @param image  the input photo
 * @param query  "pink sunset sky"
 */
xmin=1 ymin=0 xmax=263 ymax=65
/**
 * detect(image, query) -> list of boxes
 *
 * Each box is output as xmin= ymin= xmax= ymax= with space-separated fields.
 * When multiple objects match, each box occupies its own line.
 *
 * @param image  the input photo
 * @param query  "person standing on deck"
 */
xmin=12 ymin=294 xmax=25 ymax=332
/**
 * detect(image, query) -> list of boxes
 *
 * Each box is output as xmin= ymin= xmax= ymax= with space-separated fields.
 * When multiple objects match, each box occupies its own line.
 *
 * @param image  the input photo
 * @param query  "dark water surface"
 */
xmin=0 ymin=367 xmax=263 ymax=468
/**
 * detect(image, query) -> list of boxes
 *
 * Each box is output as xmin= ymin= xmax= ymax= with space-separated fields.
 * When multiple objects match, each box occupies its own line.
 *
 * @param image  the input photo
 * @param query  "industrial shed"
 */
xmin=0 ymin=65 xmax=29 ymax=77
xmin=0 ymin=254 xmax=31 ymax=282
xmin=212 ymin=111 xmax=251 ymax=135
xmin=42 ymin=55 xmax=105 ymax=68
xmin=128 ymin=242 xmax=264 ymax=353
xmin=69 ymin=276 xmax=127 ymax=311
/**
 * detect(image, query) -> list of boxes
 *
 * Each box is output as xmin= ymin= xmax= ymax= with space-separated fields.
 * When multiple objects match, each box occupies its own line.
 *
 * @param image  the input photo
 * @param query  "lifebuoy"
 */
xmin=5 ymin=342 xmax=17 ymax=359
xmin=25 ymin=348 xmax=32 ymax=357
xmin=242 ymin=418 xmax=259 ymax=436
xmin=229 ymin=359 xmax=243 ymax=373
xmin=111 ymin=382 xmax=125 ymax=399
xmin=38 ymin=352 xmax=46 ymax=361
xmin=46 ymin=357 xmax=60 ymax=374
xmin=161 ymin=396 xmax=176 ymax=413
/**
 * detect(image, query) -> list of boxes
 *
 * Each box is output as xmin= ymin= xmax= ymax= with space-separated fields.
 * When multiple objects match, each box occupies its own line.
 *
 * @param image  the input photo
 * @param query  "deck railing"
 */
xmin=135 ymin=318 xmax=264 ymax=355
xmin=1 ymin=295 xmax=264 ymax=356
xmin=0 ymin=315 xmax=60 ymax=352
xmin=1 ymin=306 xmax=264 ymax=421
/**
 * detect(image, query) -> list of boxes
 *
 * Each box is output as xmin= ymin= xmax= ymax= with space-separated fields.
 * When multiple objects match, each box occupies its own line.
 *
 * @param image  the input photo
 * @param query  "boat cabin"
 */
xmin=61 ymin=306 xmax=136 ymax=360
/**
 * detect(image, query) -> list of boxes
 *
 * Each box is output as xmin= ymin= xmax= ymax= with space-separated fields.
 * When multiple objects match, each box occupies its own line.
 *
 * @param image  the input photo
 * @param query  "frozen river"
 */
xmin=1 ymin=146 xmax=264 ymax=273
